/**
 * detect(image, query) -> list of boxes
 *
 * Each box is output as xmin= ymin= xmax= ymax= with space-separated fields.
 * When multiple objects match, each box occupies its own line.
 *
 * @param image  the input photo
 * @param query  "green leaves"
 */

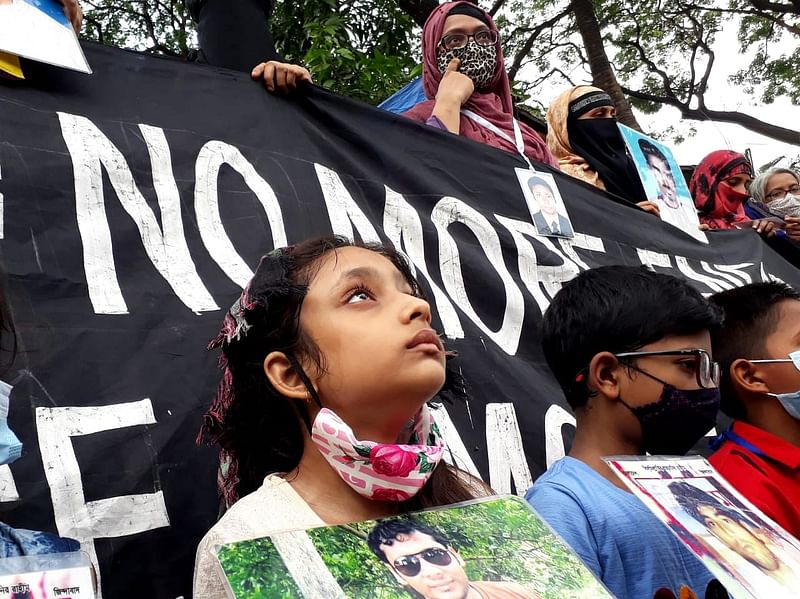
xmin=271 ymin=0 xmax=421 ymax=105
xmin=354 ymin=444 xmax=373 ymax=459
xmin=79 ymin=0 xmax=799 ymax=142
xmin=417 ymin=452 xmax=435 ymax=473
xmin=501 ymin=0 xmax=799 ymax=142
xmin=81 ymin=0 xmax=194 ymax=57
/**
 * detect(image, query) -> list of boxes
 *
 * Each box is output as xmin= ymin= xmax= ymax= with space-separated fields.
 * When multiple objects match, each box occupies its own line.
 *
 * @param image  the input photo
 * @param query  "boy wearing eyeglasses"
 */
xmin=708 ymin=282 xmax=800 ymax=539
xmin=367 ymin=519 xmax=539 ymax=599
xmin=525 ymin=265 xmax=720 ymax=599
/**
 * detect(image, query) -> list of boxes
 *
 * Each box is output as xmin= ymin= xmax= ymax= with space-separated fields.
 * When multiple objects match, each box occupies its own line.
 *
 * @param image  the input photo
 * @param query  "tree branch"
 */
xmin=394 ymin=0 xmax=439 ymax=27
xmin=83 ymin=14 xmax=104 ymax=45
xmin=507 ymin=6 xmax=572 ymax=81
xmin=489 ymin=0 xmax=507 ymax=16
xmin=681 ymin=6 xmax=715 ymax=108
xmin=748 ymin=0 xmax=800 ymax=15
xmin=683 ymin=2 xmax=800 ymax=36
xmin=616 ymin=36 xmax=678 ymax=99
xmin=622 ymin=85 xmax=800 ymax=144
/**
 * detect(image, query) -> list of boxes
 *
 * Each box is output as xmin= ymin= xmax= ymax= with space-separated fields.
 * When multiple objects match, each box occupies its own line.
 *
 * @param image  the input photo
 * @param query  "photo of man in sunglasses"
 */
xmin=367 ymin=519 xmax=539 ymax=599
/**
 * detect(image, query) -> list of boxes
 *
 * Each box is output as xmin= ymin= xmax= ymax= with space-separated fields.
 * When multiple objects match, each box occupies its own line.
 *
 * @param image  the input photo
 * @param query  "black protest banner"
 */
xmin=0 ymin=43 xmax=797 ymax=598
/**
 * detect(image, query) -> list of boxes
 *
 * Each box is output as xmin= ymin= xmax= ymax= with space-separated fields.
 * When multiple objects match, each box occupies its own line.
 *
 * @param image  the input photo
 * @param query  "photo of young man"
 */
xmin=638 ymin=139 xmax=680 ymax=210
xmin=520 ymin=173 xmax=574 ymax=238
xmin=669 ymin=480 xmax=800 ymax=590
xmin=367 ymin=519 xmax=540 ymax=599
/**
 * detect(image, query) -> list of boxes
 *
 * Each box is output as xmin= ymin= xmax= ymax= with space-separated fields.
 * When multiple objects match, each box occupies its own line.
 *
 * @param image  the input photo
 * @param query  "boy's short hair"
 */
xmin=367 ymin=519 xmax=451 ymax=563
xmin=709 ymin=282 xmax=800 ymax=419
xmin=542 ymin=266 xmax=723 ymax=410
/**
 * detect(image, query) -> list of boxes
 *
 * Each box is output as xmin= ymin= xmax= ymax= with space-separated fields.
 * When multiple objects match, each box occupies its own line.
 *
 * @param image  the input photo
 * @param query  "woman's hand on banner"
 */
xmin=251 ymin=62 xmax=312 ymax=94
xmin=636 ymin=201 xmax=660 ymax=216
xmin=59 ymin=0 xmax=82 ymax=34
xmin=752 ymin=219 xmax=778 ymax=237
xmin=783 ymin=216 xmax=800 ymax=241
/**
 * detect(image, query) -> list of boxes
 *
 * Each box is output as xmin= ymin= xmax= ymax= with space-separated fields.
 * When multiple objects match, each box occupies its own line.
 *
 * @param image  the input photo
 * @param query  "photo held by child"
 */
xmin=525 ymin=265 xmax=723 ymax=599
xmin=708 ymin=282 xmax=800 ymax=539
xmin=192 ymin=236 xmax=490 ymax=599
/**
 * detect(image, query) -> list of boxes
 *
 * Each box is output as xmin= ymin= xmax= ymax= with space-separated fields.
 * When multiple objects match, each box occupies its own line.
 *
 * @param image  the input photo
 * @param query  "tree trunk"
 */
xmin=623 ymin=87 xmax=800 ymax=145
xmin=571 ymin=0 xmax=642 ymax=131
xmin=395 ymin=0 xmax=439 ymax=27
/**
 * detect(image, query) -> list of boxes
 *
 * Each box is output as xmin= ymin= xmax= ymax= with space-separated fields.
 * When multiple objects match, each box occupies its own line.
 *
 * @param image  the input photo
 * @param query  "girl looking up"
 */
xmin=403 ymin=1 xmax=557 ymax=168
xmin=193 ymin=236 xmax=488 ymax=598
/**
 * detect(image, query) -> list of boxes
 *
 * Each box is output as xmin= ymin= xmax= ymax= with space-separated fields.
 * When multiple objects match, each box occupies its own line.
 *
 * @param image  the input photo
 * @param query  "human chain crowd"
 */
xmin=2 ymin=1 xmax=800 ymax=599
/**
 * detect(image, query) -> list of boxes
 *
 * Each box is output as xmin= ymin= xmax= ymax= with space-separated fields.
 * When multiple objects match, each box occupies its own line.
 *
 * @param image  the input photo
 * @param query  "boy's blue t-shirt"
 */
xmin=526 ymin=457 xmax=714 ymax=599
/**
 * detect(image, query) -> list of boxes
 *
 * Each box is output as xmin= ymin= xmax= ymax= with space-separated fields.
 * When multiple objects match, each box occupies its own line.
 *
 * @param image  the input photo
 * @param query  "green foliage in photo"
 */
xmin=217 ymin=537 xmax=303 ymax=598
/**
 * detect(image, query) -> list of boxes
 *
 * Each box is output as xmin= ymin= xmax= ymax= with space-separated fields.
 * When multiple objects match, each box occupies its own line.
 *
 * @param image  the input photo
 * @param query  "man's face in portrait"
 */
xmin=646 ymin=153 xmax=678 ymax=208
xmin=530 ymin=183 xmax=558 ymax=217
xmin=380 ymin=530 xmax=471 ymax=599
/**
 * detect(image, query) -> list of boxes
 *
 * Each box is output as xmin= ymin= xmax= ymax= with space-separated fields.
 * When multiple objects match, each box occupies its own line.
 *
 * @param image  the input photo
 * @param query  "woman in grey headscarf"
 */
xmin=746 ymin=167 xmax=800 ymax=244
xmin=749 ymin=168 xmax=800 ymax=217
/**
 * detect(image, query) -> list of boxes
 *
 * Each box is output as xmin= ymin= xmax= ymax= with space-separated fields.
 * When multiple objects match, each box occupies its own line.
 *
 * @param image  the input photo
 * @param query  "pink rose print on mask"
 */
xmin=370 ymin=444 xmax=421 ymax=477
xmin=372 ymin=486 xmax=413 ymax=502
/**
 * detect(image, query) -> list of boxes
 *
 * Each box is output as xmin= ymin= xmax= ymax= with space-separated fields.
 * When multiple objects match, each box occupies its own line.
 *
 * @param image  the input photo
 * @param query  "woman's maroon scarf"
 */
xmin=690 ymin=150 xmax=753 ymax=230
xmin=403 ymin=1 xmax=557 ymax=168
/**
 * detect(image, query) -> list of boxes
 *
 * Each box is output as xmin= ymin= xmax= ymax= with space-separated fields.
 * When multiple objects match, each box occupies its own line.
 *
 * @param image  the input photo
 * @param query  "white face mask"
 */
xmin=769 ymin=390 xmax=800 ymax=420
xmin=767 ymin=193 xmax=800 ymax=217
xmin=760 ymin=350 xmax=800 ymax=420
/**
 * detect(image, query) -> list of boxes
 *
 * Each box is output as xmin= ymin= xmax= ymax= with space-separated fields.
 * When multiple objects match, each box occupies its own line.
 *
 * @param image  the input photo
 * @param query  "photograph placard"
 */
xmin=606 ymin=455 xmax=800 ymax=599
xmin=0 ymin=551 xmax=95 ymax=599
xmin=0 ymin=0 xmax=91 ymax=73
xmin=216 ymin=496 xmax=612 ymax=599
xmin=617 ymin=124 xmax=707 ymax=243
xmin=515 ymin=169 xmax=575 ymax=239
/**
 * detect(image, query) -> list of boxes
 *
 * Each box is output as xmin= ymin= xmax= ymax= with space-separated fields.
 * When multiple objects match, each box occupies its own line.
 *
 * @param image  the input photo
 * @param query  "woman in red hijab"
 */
xmin=690 ymin=150 xmax=777 ymax=236
xmin=403 ymin=1 xmax=557 ymax=168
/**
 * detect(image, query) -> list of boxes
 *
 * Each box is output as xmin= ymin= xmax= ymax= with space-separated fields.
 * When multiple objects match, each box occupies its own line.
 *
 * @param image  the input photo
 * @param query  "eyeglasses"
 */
xmin=750 ymin=350 xmax=800 ymax=372
xmin=440 ymin=30 xmax=498 ymax=51
xmin=614 ymin=349 xmax=720 ymax=389
xmin=393 ymin=547 xmax=453 ymax=577
xmin=765 ymin=184 xmax=800 ymax=202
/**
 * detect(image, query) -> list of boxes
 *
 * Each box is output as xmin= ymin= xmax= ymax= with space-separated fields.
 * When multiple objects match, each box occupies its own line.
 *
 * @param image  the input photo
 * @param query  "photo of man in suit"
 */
xmin=527 ymin=176 xmax=574 ymax=237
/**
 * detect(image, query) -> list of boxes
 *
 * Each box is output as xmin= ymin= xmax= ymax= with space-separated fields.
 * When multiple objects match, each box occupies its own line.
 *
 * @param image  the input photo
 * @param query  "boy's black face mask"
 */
xmin=619 ymin=370 xmax=720 ymax=455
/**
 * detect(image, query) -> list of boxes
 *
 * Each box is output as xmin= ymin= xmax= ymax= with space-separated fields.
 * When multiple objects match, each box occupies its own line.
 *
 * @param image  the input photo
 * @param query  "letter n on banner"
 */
xmin=57 ymin=113 xmax=218 ymax=315
xmin=36 ymin=399 xmax=170 ymax=599
xmin=485 ymin=403 xmax=532 ymax=495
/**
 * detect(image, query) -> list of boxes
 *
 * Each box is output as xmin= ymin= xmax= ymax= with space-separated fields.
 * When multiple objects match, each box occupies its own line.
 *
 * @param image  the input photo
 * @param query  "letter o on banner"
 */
xmin=431 ymin=197 xmax=524 ymax=355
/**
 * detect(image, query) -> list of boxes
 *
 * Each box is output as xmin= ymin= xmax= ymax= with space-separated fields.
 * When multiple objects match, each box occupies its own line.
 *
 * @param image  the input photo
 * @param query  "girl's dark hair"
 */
xmin=199 ymin=235 xmax=486 ymax=509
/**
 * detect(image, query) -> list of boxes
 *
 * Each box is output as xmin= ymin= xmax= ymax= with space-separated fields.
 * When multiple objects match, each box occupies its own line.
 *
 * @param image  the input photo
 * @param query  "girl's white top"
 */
xmin=193 ymin=474 xmax=323 ymax=599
